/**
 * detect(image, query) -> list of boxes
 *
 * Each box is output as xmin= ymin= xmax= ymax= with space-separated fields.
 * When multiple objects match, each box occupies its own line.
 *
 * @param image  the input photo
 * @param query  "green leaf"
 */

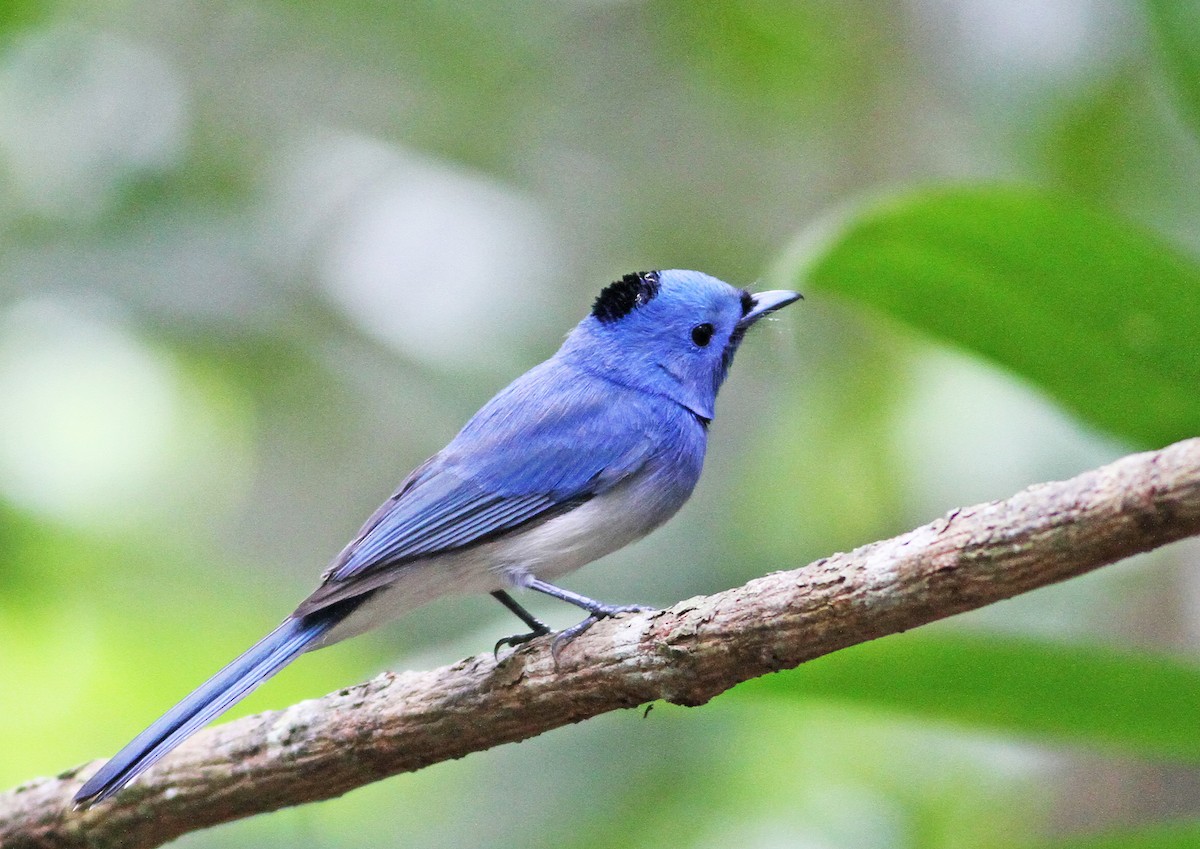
xmin=0 ymin=0 xmax=56 ymax=42
xmin=737 ymin=631 xmax=1200 ymax=762
xmin=794 ymin=186 xmax=1200 ymax=447
xmin=1041 ymin=820 xmax=1200 ymax=849
xmin=1145 ymin=0 xmax=1200 ymax=138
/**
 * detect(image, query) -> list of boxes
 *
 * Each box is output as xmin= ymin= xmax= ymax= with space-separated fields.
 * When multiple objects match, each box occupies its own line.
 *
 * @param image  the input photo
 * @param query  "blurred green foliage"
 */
xmin=1043 ymin=820 xmax=1200 ymax=849
xmin=0 ymin=3 xmax=1198 ymax=849
xmin=799 ymin=186 xmax=1200 ymax=447
xmin=745 ymin=632 xmax=1200 ymax=762
xmin=1146 ymin=1 xmax=1200 ymax=137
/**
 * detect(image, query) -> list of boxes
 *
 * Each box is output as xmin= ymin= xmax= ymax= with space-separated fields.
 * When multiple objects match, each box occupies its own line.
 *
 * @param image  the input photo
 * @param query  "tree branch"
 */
xmin=4 ymin=437 xmax=1200 ymax=849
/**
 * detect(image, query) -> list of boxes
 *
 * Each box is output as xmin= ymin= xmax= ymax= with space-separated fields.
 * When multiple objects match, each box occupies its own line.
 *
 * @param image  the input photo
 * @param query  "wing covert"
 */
xmin=322 ymin=363 xmax=667 ymax=585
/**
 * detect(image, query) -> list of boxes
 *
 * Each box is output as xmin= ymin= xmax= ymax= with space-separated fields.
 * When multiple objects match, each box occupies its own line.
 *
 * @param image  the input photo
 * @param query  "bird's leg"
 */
xmin=523 ymin=578 xmax=654 ymax=661
xmin=491 ymin=590 xmax=552 ymax=656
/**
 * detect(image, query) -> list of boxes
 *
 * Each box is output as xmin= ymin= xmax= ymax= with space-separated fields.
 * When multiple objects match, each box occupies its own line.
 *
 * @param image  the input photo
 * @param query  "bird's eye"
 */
xmin=691 ymin=323 xmax=714 ymax=347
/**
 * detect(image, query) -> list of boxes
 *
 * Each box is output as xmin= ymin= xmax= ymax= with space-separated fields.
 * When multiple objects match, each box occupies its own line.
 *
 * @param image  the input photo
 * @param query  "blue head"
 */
xmin=558 ymin=270 xmax=801 ymax=421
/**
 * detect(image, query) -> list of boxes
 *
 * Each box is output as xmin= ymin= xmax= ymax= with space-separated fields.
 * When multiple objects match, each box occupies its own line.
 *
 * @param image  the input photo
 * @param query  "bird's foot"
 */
xmin=550 ymin=603 xmax=654 ymax=664
xmin=494 ymin=623 xmax=552 ymax=659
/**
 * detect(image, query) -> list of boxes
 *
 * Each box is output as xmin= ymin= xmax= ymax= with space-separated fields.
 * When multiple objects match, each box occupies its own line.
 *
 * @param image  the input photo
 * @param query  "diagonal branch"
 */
xmin=4 ymin=437 xmax=1200 ymax=849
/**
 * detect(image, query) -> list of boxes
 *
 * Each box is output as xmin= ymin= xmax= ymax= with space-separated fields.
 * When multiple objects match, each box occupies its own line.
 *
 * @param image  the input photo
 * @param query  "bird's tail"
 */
xmin=74 ymin=609 xmax=346 ymax=808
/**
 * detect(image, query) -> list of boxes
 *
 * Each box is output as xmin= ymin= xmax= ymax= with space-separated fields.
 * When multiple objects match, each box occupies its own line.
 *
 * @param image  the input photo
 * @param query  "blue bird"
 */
xmin=73 ymin=269 xmax=800 ymax=807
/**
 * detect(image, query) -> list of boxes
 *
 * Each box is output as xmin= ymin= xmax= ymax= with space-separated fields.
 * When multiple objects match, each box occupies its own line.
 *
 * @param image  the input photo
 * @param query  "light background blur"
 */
xmin=1 ymin=2 xmax=1198 ymax=848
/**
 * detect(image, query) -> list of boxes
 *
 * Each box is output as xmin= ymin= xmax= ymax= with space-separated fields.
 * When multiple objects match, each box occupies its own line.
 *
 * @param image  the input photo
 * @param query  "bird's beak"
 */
xmin=737 ymin=289 xmax=803 ymax=329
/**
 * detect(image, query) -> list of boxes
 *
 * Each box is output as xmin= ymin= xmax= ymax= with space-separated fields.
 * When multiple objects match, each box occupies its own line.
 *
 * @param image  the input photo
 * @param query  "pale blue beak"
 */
xmin=738 ymin=290 xmax=803 ymax=328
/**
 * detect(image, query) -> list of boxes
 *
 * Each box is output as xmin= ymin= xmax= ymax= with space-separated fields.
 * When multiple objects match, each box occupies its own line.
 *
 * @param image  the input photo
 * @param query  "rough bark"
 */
xmin=3 ymin=437 xmax=1200 ymax=849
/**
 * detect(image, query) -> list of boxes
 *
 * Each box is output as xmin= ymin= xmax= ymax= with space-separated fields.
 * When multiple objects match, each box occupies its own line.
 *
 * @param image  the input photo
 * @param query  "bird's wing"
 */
xmin=295 ymin=365 xmax=665 ymax=615
xmin=326 ymin=470 xmax=585 ymax=580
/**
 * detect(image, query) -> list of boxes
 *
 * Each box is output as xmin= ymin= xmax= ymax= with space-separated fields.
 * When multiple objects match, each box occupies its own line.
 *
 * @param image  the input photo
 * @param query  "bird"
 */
xmin=73 ymin=269 xmax=801 ymax=807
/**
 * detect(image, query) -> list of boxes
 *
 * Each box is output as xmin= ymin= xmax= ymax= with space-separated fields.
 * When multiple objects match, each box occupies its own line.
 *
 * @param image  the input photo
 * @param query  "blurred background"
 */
xmin=1 ymin=2 xmax=1199 ymax=847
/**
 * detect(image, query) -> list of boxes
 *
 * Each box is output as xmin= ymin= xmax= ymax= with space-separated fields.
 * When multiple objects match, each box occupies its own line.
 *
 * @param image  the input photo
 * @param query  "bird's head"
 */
xmin=561 ymin=269 xmax=801 ymax=421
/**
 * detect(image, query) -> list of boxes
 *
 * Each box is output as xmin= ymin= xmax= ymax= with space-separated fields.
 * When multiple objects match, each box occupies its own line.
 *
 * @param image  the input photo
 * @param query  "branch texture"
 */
xmin=4 ymin=437 xmax=1200 ymax=849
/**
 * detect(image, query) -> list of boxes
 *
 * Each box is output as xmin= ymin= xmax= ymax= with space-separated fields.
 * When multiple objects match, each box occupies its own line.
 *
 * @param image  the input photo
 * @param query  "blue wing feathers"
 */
xmin=331 ymin=488 xmax=553 ymax=581
xmin=326 ymin=365 xmax=668 ymax=583
xmin=407 ymin=493 xmax=546 ymax=554
xmin=450 ymin=362 xmax=661 ymax=495
xmin=340 ymin=476 xmax=479 ymax=570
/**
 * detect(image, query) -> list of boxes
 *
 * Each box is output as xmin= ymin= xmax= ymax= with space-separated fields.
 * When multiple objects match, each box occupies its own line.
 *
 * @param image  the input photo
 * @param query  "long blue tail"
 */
xmin=74 ymin=612 xmax=342 ymax=807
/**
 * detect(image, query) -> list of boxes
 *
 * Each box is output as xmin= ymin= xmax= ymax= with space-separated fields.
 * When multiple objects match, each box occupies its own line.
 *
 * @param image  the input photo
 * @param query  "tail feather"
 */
xmin=74 ymin=612 xmax=341 ymax=808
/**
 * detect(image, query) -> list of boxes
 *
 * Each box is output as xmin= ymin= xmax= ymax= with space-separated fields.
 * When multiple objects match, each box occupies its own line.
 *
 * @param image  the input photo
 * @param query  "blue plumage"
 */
xmin=73 ymin=269 xmax=800 ymax=807
xmin=75 ymin=612 xmax=345 ymax=806
xmin=327 ymin=366 xmax=665 ymax=581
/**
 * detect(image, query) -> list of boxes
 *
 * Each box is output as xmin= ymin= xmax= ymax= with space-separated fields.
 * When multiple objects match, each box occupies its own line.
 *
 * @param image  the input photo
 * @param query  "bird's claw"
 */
xmin=493 ymin=625 xmax=552 ymax=659
xmin=550 ymin=603 xmax=655 ymax=665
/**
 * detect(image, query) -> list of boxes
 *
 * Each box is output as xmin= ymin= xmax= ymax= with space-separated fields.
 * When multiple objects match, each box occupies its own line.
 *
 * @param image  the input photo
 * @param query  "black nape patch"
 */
xmin=592 ymin=271 xmax=661 ymax=323
xmin=739 ymin=289 xmax=754 ymax=317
